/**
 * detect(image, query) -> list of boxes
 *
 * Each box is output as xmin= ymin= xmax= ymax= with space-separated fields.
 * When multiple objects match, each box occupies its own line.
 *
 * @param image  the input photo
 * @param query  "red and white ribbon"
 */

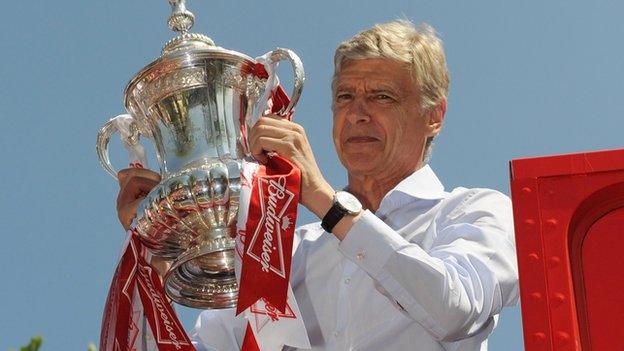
xmin=100 ymin=233 xmax=195 ymax=351
xmin=235 ymin=53 xmax=310 ymax=350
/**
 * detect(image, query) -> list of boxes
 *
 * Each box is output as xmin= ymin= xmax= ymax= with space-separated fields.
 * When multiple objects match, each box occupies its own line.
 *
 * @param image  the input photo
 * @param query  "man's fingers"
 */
xmin=250 ymin=119 xmax=304 ymax=145
xmin=118 ymin=197 xmax=143 ymax=230
xmin=115 ymin=168 xmax=161 ymax=230
xmin=116 ymin=175 xmax=160 ymax=210
xmin=253 ymin=151 xmax=269 ymax=164
xmin=250 ymin=124 xmax=292 ymax=145
xmin=251 ymin=136 xmax=296 ymax=160
xmin=118 ymin=167 xmax=161 ymax=186
xmin=257 ymin=116 xmax=303 ymax=132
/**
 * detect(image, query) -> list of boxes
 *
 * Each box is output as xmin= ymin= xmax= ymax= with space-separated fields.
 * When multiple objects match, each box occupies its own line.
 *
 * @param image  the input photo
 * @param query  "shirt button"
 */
xmin=356 ymin=252 xmax=365 ymax=260
xmin=344 ymin=278 xmax=351 ymax=285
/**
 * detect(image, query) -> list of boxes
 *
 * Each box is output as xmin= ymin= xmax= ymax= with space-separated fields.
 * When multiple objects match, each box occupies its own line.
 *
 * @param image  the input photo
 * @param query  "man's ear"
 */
xmin=427 ymin=98 xmax=446 ymax=137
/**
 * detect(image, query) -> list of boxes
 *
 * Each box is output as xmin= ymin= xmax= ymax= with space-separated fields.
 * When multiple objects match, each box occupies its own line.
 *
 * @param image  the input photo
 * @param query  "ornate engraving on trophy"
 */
xmin=139 ymin=66 xmax=207 ymax=107
xmin=246 ymin=75 xmax=266 ymax=103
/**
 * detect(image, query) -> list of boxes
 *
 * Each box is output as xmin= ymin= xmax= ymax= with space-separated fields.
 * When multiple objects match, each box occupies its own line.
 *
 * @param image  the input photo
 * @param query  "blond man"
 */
xmin=118 ymin=20 xmax=518 ymax=350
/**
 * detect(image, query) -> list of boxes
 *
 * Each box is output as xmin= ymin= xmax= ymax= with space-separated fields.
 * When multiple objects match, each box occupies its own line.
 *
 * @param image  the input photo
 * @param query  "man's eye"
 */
xmin=375 ymin=94 xmax=393 ymax=101
xmin=335 ymin=93 xmax=353 ymax=102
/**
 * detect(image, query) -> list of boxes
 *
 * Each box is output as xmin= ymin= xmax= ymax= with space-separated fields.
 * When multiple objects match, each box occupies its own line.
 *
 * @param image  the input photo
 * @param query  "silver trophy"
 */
xmin=96 ymin=0 xmax=304 ymax=309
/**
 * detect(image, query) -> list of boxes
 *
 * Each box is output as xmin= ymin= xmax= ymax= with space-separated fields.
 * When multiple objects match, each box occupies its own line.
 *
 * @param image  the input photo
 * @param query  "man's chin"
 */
xmin=344 ymin=161 xmax=380 ymax=178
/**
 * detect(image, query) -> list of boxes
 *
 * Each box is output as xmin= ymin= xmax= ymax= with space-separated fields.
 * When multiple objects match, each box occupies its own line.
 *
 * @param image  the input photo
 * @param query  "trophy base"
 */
xmin=164 ymin=235 xmax=238 ymax=309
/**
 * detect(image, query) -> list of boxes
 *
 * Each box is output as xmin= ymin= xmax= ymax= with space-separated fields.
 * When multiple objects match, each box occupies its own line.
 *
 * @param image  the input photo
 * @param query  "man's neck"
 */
xmin=347 ymin=164 xmax=423 ymax=212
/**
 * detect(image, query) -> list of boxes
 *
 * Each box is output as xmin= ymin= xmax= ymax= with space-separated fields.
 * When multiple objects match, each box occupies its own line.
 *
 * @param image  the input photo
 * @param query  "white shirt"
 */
xmin=191 ymin=165 xmax=519 ymax=351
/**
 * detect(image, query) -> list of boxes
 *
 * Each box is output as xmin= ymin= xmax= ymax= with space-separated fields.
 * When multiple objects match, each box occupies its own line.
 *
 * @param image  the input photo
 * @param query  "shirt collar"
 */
xmin=371 ymin=165 xmax=445 ymax=218
xmin=388 ymin=164 xmax=446 ymax=200
xmin=374 ymin=164 xmax=446 ymax=218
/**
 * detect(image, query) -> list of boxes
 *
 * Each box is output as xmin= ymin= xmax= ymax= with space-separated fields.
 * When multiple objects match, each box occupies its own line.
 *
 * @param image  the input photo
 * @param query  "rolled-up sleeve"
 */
xmin=338 ymin=189 xmax=519 ymax=341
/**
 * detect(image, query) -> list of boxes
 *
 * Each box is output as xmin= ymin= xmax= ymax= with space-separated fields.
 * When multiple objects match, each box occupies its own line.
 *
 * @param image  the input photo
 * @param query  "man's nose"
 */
xmin=346 ymin=97 xmax=371 ymax=124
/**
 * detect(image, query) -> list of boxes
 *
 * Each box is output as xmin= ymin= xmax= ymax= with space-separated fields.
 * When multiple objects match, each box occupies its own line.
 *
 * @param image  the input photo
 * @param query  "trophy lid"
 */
xmin=161 ymin=0 xmax=216 ymax=55
xmin=123 ymin=0 xmax=260 ymax=129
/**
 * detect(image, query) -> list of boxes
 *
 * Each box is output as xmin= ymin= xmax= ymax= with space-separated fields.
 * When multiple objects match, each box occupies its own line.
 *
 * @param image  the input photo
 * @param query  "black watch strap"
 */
xmin=321 ymin=203 xmax=347 ymax=233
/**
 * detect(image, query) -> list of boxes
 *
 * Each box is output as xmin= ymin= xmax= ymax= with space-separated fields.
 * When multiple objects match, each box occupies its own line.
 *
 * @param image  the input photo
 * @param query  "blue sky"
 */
xmin=1 ymin=0 xmax=622 ymax=349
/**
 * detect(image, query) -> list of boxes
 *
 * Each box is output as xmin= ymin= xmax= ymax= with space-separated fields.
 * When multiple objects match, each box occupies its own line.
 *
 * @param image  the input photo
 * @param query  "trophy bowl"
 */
xmin=96 ymin=0 xmax=304 ymax=309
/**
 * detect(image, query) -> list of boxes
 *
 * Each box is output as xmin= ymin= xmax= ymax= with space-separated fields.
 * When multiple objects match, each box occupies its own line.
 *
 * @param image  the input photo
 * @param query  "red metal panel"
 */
xmin=510 ymin=177 xmax=552 ymax=351
xmin=582 ymin=207 xmax=624 ymax=350
xmin=510 ymin=148 xmax=624 ymax=179
xmin=510 ymin=148 xmax=624 ymax=351
xmin=567 ymin=182 xmax=624 ymax=350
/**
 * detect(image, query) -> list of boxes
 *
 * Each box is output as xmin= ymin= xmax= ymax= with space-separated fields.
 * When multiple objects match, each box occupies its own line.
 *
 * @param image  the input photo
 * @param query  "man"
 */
xmin=117 ymin=20 xmax=518 ymax=350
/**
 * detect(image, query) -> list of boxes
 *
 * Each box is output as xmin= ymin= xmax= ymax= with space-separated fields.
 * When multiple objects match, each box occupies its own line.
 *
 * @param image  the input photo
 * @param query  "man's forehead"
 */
xmin=334 ymin=59 xmax=412 ymax=90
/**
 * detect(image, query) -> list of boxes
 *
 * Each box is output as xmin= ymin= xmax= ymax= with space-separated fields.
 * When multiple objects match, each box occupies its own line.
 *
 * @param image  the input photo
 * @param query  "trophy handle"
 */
xmin=96 ymin=115 xmax=143 ymax=180
xmin=267 ymin=48 xmax=305 ymax=116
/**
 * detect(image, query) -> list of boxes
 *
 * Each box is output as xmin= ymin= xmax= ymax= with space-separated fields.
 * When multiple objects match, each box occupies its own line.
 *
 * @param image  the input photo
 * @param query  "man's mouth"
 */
xmin=346 ymin=136 xmax=380 ymax=143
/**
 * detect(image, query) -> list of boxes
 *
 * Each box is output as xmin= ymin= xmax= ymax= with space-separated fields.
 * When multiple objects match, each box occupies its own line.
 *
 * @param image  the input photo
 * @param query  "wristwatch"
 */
xmin=321 ymin=191 xmax=363 ymax=233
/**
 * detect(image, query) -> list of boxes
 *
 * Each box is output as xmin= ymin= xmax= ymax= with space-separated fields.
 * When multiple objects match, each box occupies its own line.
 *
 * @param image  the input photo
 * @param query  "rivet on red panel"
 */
xmin=544 ymin=218 xmax=558 ymax=230
xmin=521 ymin=187 xmax=532 ymax=194
xmin=551 ymin=293 xmax=566 ymax=307
xmin=528 ymin=253 xmax=540 ymax=261
xmin=530 ymin=292 xmax=542 ymax=301
xmin=524 ymin=218 xmax=535 ymax=226
xmin=547 ymin=256 xmax=561 ymax=268
xmin=531 ymin=332 xmax=546 ymax=343
xmin=555 ymin=331 xmax=570 ymax=346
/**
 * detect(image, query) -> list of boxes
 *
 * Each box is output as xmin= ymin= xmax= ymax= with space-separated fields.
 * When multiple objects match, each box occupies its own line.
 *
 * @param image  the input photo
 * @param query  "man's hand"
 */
xmin=117 ymin=168 xmax=170 ymax=278
xmin=116 ymin=167 xmax=161 ymax=230
xmin=249 ymin=115 xmax=335 ymax=218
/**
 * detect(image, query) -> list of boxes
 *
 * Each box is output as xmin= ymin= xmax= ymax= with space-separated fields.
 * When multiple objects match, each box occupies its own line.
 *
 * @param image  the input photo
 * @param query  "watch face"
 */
xmin=335 ymin=191 xmax=363 ymax=214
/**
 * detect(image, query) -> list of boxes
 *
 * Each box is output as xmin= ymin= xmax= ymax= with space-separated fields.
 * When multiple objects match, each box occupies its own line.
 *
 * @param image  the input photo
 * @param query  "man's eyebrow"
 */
xmin=334 ymin=84 xmax=397 ymax=92
xmin=334 ymin=84 xmax=354 ymax=91
xmin=368 ymin=86 xmax=402 ymax=97
xmin=369 ymin=87 xmax=397 ymax=93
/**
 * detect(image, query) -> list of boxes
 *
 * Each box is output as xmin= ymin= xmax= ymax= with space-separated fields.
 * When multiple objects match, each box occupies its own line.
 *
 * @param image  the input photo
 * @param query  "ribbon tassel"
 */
xmin=100 ymin=234 xmax=195 ymax=351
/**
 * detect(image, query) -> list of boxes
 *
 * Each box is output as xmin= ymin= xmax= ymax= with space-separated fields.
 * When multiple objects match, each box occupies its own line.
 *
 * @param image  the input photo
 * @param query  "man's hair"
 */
xmin=332 ymin=20 xmax=450 ymax=160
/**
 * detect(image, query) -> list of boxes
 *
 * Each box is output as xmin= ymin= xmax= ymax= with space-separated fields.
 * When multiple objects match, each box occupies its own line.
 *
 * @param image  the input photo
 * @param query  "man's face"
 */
xmin=332 ymin=58 xmax=442 ymax=180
